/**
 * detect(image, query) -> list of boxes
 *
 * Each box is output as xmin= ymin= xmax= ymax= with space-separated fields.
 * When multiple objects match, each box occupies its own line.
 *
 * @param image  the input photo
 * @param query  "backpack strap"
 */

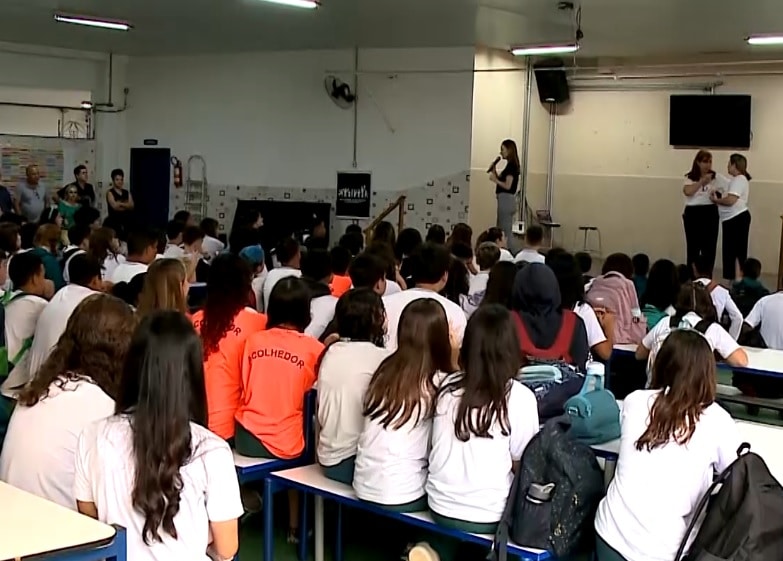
xmin=10 ymin=336 xmax=33 ymax=368
xmin=706 ymin=280 xmax=719 ymax=293
xmin=489 ymin=465 xmax=521 ymax=561
xmin=693 ymin=319 xmax=713 ymax=335
xmin=512 ymin=312 xmax=538 ymax=354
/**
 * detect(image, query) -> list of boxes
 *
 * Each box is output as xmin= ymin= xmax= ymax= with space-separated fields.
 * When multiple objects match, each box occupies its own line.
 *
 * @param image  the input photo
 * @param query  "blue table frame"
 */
xmin=612 ymin=346 xmax=783 ymax=379
xmin=39 ymin=525 xmax=127 ymax=561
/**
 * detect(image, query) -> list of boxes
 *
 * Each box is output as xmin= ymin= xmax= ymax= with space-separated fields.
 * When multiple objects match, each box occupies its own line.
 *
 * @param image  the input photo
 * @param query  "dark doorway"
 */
xmin=130 ymin=147 xmax=171 ymax=231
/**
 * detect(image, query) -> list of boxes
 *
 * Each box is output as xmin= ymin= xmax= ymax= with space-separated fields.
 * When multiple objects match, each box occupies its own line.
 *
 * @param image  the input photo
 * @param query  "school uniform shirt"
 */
xmin=499 ymin=248 xmax=514 ymax=262
xmin=110 ymin=261 xmax=149 ymax=284
xmin=574 ymin=302 xmax=607 ymax=349
xmin=201 ymin=235 xmax=225 ymax=259
xmin=382 ymin=288 xmax=468 ymax=352
xmin=306 ymin=294 xmax=338 ymax=340
xmin=469 ymin=271 xmax=489 ymax=298
xmin=426 ymin=378 xmax=539 ymax=523
xmin=0 ymin=377 xmax=114 ymax=510
xmin=695 ymin=278 xmax=743 ymax=339
xmin=641 ymin=312 xmax=740 ymax=386
xmin=102 ymin=254 xmax=126 ymax=282
xmin=317 ymin=341 xmax=391 ymax=467
xmin=384 ymin=279 xmax=402 ymax=296
xmin=62 ymin=246 xmax=86 ymax=284
xmin=260 ymin=267 xmax=302 ymax=313
xmin=745 ymin=292 xmax=783 ymax=350
xmin=27 ymin=284 xmax=97 ymax=380
xmin=0 ymin=292 xmax=48 ymax=396
xmin=163 ymin=243 xmax=186 ymax=259
xmin=717 ymin=174 xmax=750 ymax=222
xmin=236 ymin=328 xmax=323 ymax=459
xmin=192 ymin=307 xmax=268 ymax=440
xmin=514 ymin=248 xmax=545 ymax=265
xmin=74 ymin=415 xmax=243 ymax=561
xmin=353 ymin=399 xmax=433 ymax=505
xmin=594 ymin=390 xmax=740 ymax=561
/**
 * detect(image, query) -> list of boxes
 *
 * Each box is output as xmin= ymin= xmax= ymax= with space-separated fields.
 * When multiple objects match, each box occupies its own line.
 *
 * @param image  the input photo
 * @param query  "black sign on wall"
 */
xmin=336 ymin=171 xmax=372 ymax=219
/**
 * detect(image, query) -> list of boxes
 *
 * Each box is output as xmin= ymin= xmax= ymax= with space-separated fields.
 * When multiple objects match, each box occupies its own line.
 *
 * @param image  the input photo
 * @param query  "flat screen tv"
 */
xmin=669 ymin=95 xmax=751 ymax=149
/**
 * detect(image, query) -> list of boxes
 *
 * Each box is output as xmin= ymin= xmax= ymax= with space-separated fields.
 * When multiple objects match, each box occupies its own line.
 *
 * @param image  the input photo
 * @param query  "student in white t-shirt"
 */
xmin=62 ymin=224 xmax=90 ymax=284
xmin=88 ymin=227 xmax=125 ymax=285
xmin=261 ymin=237 xmax=302 ymax=313
xmin=348 ymin=253 xmax=388 ymax=296
xmin=745 ymin=292 xmax=783 ymax=351
xmin=317 ymin=289 xmax=390 ymax=484
xmin=636 ymin=282 xmax=747 ymax=386
xmin=710 ymin=153 xmax=752 ymax=282
xmin=692 ymin=255 xmax=744 ymax=339
xmin=301 ymin=249 xmax=338 ymax=340
xmin=468 ymin=242 xmax=501 ymax=306
xmin=353 ymin=298 xmax=455 ymax=511
xmin=383 ymin=243 xmax=468 ymax=352
xmin=74 ymin=311 xmax=243 ymax=561
xmin=595 ymin=330 xmax=741 ymax=561
xmin=427 ymin=305 xmax=538 ymax=533
xmin=111 ymin=229 xmax=158 ymax=284
xmin=365 ymin=241 xmax=406 ymax=294
xmin=477 ymin=227 xmax=515 ymax=262
xmin=0 ymin=294 xmax=135 ymax=509
xmin=514 ymin=224 xmax=546 ymax=265
xmin=162 ymin=219 xmax=186 ymax=259
xmin=199 ymin=217 xmax=225 ymax=261
xmin=0 ymin=252 xmax=50 ymax=396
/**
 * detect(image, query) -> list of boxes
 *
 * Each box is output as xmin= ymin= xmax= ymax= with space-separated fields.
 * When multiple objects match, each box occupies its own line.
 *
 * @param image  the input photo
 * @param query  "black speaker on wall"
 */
xmin=533 ymin=58 xmax=570 ymax=104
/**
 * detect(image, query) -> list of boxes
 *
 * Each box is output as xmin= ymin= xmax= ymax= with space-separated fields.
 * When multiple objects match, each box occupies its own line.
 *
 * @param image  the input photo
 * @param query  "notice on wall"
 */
xmin=336 ymin=171 xmax=372 ymax=219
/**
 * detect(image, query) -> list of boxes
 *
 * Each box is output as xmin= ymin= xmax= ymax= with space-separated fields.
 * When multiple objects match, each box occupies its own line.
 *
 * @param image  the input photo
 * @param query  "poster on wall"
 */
xmin=336 ymin=171 xmax=371 ymax=219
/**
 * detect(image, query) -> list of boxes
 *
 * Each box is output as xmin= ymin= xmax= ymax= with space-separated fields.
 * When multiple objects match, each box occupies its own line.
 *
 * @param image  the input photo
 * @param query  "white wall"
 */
xmin=124 ymin=47 xmax=475 ymax=192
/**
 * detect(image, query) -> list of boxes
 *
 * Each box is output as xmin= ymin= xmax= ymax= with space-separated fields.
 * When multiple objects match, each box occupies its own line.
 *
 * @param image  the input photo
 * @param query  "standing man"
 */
xmin=17 ymin=165 xmax=49 ymax=223
xmin=57 ymin=165 xmax=95 ymax=207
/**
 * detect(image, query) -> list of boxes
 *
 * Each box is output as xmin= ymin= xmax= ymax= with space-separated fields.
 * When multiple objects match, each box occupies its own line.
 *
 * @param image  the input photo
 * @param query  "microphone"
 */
xmin=487 ymin=156 xmax=501 ymax=173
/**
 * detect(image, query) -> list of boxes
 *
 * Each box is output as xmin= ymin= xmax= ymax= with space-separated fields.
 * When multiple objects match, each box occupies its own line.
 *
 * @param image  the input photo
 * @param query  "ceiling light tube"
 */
xmin=511 ymin=43 xmax=580 ymax=56
xmin=54 ymin=13 xmax=132 ymax=31
xmin=257 ymin=0 xmax=320 ymax=8
xmin=746 ymin=35 xmax=783 ymax=46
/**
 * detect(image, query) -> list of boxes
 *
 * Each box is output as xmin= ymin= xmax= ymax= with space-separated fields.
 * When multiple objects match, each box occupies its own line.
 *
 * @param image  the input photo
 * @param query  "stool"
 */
xmin=535 ymin=210 xmax=561 ymax=249
xmin=577 ymin=225 xmax=602 ymax=256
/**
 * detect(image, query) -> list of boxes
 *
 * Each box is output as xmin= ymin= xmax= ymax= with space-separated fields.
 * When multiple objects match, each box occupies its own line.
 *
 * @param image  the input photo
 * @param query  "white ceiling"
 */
xmin=0 ymin=0 xmax=781 ymax=58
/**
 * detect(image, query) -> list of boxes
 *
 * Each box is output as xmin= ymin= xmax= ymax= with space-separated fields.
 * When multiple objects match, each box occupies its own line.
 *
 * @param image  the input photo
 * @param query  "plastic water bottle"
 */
xmin=586 ymin=361 xmax=605 ymax=392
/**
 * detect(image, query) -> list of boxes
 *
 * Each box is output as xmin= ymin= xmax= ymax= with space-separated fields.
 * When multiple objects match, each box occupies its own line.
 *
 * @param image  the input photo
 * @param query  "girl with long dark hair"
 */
xmin=682 ymin=150 xmax=720 ymax=272
xmin=488 ymin=139 xmax=521 ymax=249
xmin=0 ymin=295 xmax=136 ymax=509
xmin=711 ymin=153 xmax=752 ymax=280
xmin=74 ymin=311 xmax=242 ymax=561
xmin=427 ymin=305 xmax=538 ymax=532
xmin=595 ymin=330 xmax=740 ymax=561
xmin=353 ymin=299 xmax=455 ymax=512
xmin=479 ymin=261 xmax=518 ymax=310
xmin=640 ymin=259 xmax=680 ymax=330
xmin=88 ymin=227 xmax=124 ymax=281
xmin=192 ymin=254 xmax=267 ymax=440
xmin=317 ymin=289 xmax=389 ymax=484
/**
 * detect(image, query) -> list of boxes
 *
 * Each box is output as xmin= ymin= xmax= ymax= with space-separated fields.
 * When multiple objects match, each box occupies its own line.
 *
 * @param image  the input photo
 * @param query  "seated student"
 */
xmin=478 ymin=227 xmax=514 ymax=262
xmin=0 ymin=295 xmax=135 ymax=509
xmin=193 ymin=254 xmax=267 ymax=440
xmin=348 ymin=252 xmax=388 ymax=295
xmin=57 ymin=184 xmax=81 ymax=230
xmin=111 ymin=228 xmax=158 ymax=284
xmin=575 ymin=251 xmax=593 ymax=285
xmin=692 ymin=255 xmax=743 ymax=339
xmin=427 ymin=305 xmax=539 ymax=532
xmin=74 ymin=311 xmax=242 ymax=561
xmin=136 ymin=258 xmax=189 ymax=318
xmin=200 ymin=217 xmax=225 ymax=261
xmin=329 ymin=245 xmax=353 ymax=298
xmin=238 ymin=244 xmax=268 ymax=311
xmin=636 ymin=282 xmax=748 ymax=384
xmin=61 ymin=223 xmax=90 ymax=284
xmin=339 ymin=231 xmax=364 ymax=257
xmin=27 ymin=254 xmax=103 ymax=379
xmin=317 ymin=289 xmax=389 ymax=484
xmin=426 ymin=224 xmax=446 ymax=245
xmin=395 ymin=227 xmax=424 ymax=282
xmin=30 ymin=224 xmax=65 ymax=291
xmin=73 ymin=205 xmax=101 ymax=230
xmin=301 ymin=249 xmax=338 ymax=339
xmin=261 ymin=237 xmax=302 ymax=312
xmin=470 ymin=242 xmax=501 ymax=299
xmin=173 ymin=209 xmax=197 ymax=227
xmin=20 ymin=222 xmax=37 ymax=251
xmin=513 ymin=225 xmax=545 ymax=264
xmin=181 ymin=226 xmax=209 ymax=282
xmin=512 ymin=263 xmax=590 ymax=372
xmin=371 ymin=221 xmax=396 ymax=249
xmin=366 ymin=241 xmax=405 ymax=294
xmin=0 ymin=252 xmax=50 ymax=396
xmin=163 ymin=219 xmax=186 ymax=258
xmin=677 ymin=262 xmax=693 ymax=284
xmin=548 ymin=251 xmax=614 ymax=361
xmin=236 ymin=277 xmax=322 ymax=540
xmin=451 ymin=242 xmax=479 ymax=276
xmin=446 ymin=223 xmax=473 ymax=253
xmin=602 ymin=253 xmax=634 ymax=279
xmin=353 ymin=298 xmax=455 ymax=511
xmin=640 ymin=259 xmax=679 ymax=330
xmin=88 ymin=227 xmax=124 ymax=283
xmin=479 ymin=261 xmax=518 ymax=311
xmin=631 ymin=253 xmax=650 ymax=300
xmin=383 ymin=243 xmax=468 ymax=352
xmin=731 ymin=257 xmax=769 ymax=317
xmin=443 ymin=257 xmax=472 ymax=316
xmin=745 ymin=288 xmax=783 ymax=351
xmin=304 ymin=216 xmax=328 ymax=251
xmin=595 ymin=330 xmax=741 ymax=561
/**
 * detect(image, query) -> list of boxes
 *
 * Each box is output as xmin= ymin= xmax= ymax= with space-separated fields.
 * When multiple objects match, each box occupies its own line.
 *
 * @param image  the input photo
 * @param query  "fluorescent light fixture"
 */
xmin=54 ymin=13 xmax=132 ymax=31
xmin=511 ymin=43 xmax=580 ymax=56
xmin=80 ymin=101 xmax=94 ymax=109
xmin=746 ymin=35 xmax=783 ymax=46
xmin=257 ymin=0 xmax=320 ymax=8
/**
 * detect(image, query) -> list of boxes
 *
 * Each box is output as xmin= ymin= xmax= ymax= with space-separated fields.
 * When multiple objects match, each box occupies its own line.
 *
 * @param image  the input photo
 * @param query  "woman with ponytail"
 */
xmin=711 ymin=153 xmax=752 ymax=281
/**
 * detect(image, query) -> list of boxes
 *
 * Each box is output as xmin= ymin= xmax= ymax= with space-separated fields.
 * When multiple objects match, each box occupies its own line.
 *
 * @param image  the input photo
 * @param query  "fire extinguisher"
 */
xmin=171 ymin=157 xmax=183 ymax=188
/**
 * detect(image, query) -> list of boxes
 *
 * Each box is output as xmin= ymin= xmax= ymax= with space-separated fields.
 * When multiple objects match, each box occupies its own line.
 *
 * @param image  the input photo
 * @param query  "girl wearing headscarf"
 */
xmin=511 ymin=263 xmax=590 ymax=372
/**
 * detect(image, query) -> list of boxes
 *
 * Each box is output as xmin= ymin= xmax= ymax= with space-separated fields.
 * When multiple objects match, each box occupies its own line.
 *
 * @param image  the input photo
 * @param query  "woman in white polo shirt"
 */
xmin=595 ymin=330 xmax=740 ymax=561
xmin=711 ymin=153 xmax=751 ymax=281
xmin=682 ymin=150 xmax=722 ymax=272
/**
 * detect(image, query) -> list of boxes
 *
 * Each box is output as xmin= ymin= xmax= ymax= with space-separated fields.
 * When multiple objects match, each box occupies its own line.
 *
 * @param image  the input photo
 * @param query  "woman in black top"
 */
xmin=105 ymin=168 xmax=134 ymax=241
xmin=488 ymin=139 xmax=521 ymax=250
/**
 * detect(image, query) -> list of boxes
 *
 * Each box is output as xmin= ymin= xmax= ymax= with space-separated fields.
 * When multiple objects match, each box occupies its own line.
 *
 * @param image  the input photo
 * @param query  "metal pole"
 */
xmin=546 ymin=101 xmax=557 ymax=212
xmin=519 ymin=58 xmax=533 ymax=230
xmin=352 ymin=46 xmax=359 ymax=169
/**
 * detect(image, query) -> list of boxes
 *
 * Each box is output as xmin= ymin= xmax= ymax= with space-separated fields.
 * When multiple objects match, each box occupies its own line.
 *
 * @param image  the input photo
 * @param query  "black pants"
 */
xmin=683 ymin=204 xmax=719 ymax=274
xmin=721 ymin=210 xmax=751 ymax=281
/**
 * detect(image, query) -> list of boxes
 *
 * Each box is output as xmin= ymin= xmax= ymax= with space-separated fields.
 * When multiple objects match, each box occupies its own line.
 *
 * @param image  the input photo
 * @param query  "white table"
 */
xmin=0 ymin=481 xmax=126 ymax=560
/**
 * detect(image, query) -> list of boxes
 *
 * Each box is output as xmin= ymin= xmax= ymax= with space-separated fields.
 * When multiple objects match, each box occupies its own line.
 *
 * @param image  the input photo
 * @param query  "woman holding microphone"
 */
xmin=682 ymin=150 xmax=721 ymax=273
xmin=711 ymin=153 xmax=752 ymax=281
xmin=489 ymin=139 xmax=521 ymax=249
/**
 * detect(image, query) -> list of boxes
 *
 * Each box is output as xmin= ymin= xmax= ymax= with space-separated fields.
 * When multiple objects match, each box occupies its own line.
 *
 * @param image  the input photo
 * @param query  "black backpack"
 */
xmin=491 ymin=416 xmax=604 ymax=561
xmin=677 ymin=443 xmax=783 ymax=561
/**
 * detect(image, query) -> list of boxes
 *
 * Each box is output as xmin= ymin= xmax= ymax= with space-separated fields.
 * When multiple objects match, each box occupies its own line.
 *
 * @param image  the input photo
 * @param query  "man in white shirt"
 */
xmin=61 ymin=224 xmax=91 ymax=284
xmin=27 ymin=255 xmax=102 ymax=378
xmin=301 ymin=249 xmax=338 ymax=340
xmin=383 ymin=242 xmax=467 ymax=351
xmin=744 ymin=292 xmax=783 ymax=350
xmin=162 ymin=220 xmax=186 ymax=259
xmin=111 ymin=229 xmax=159 ymax=284
xmin=514 ymin=224 xmax=546 ymax=265
xmin=470 ymin=242 xmax=500 ymax=298
xmin=348 ymin=253 xmax=387 ymax=296
xmin=693 ymin=256 xmax=743 ymax=339
xmin=261 ymin=237 xmax=302 ymax=313
xmin=199 ymin=217 xmax=225 ymax=261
